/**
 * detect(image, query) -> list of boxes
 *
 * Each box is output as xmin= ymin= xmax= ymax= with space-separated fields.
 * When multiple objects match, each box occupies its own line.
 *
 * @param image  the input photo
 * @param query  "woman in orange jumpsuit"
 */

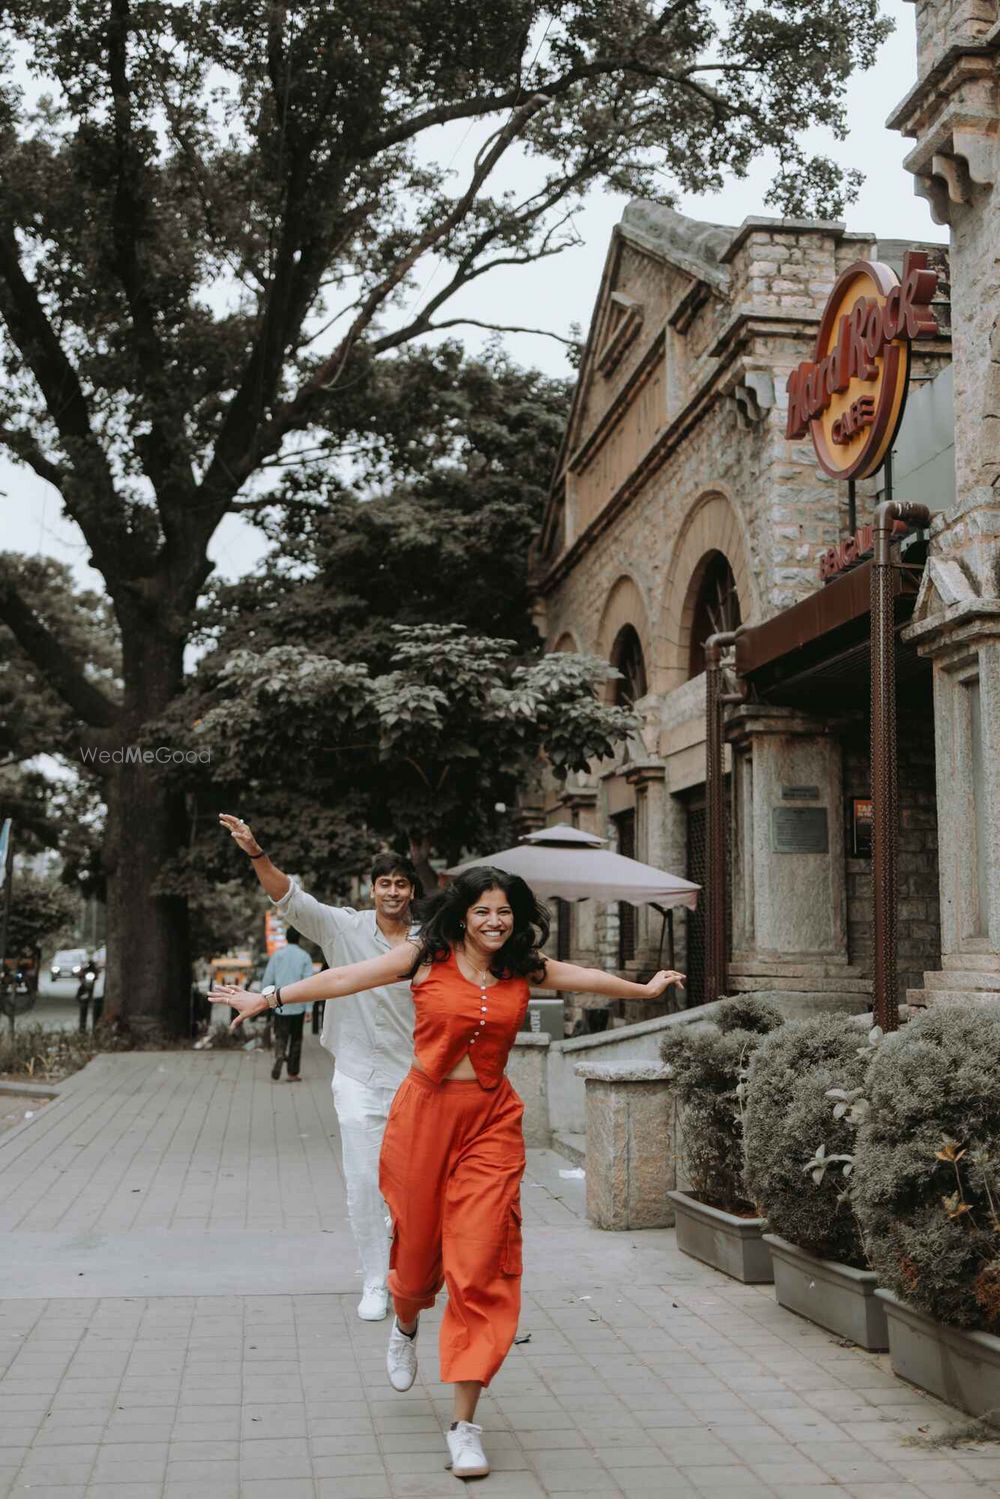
xmin=216 ymin=866 xmax=683 ymax=1479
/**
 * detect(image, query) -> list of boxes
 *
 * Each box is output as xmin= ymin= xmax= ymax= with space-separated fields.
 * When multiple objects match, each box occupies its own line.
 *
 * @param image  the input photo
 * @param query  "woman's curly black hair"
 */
xmin=409 ymin=866 xmax=550 ymax=982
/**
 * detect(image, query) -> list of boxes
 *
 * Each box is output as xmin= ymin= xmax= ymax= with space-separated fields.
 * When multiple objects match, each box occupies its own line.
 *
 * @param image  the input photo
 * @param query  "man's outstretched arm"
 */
xmin=219 ymin=813 xmax=291 ymax=902
xmin=219 ymin=813 xmax=349 ymax=954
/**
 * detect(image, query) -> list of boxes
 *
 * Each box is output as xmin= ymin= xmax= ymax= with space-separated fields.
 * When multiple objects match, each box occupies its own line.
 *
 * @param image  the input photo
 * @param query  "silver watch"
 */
xmin=260 ymin=984 xmax=279 ymax=1010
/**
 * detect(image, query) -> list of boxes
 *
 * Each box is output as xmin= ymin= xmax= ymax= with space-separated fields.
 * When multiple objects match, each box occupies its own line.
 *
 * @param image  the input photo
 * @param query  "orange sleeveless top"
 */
xmin=412 ymin=948 xmax=531 ymax=1089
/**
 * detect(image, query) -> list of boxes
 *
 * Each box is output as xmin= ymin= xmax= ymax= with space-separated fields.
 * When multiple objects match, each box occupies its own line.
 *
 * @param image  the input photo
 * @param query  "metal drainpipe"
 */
xmin=704 ymin=630 xmax=744 ymax=1005
xmin=870 ymin=499 xmax=932 ymax=1033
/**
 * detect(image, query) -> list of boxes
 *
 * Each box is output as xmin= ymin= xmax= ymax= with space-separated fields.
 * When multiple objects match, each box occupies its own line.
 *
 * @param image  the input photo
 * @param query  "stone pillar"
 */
xmin=626 ymin=760 xmax=668 ymax=966
xmin=574 ymin=1060 xmax=676 ymax=1229
xmin=905 ymin=598 xmax=1000 ymax=1003
xmin=507 ymin=1034 xmax=551 ymax=1147
xmin=555 ymin=784 xmax=600 ymax=970
xmin=891 ymin=0 xmax=1000 ymax=1005
xmin=726 ymin=706 xmax=869 ymax=1003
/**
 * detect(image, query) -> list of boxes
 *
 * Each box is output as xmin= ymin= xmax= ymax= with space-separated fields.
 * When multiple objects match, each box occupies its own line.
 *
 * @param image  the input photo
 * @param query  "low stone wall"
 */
xmin=512 ymin=990 xmax=868 ymax=1147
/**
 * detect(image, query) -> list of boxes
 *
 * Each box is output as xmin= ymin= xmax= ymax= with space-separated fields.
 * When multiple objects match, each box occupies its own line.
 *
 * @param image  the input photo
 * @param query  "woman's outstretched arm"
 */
xmin=211 ymin=942 xmax=418 ymax=1026
xmin=536 ymin=961 xmax=685 ymax=1000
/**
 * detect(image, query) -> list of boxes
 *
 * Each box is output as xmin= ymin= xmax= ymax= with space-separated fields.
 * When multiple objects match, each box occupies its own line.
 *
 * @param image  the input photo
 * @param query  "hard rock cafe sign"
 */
xmin=786 ymin=250 xmax=939 ymax=482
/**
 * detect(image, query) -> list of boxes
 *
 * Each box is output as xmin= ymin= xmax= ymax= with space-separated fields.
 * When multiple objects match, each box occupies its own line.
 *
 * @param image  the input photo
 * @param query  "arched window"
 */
xmin=610 ymin=624 xmax=647 ymax=706
xmin=688 ymin=552 xmax=741 ymax=679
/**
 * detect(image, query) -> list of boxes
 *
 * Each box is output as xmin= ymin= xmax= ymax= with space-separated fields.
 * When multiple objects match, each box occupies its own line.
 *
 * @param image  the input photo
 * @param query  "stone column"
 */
xmin=905 ymin=596 xmax=1000 ymax=1003
xmin=555 ymin=784 xmax=600 ymax=968
xmin=626 ymin=760 xmax=668 ymax=965
xmin=890 ymin=0 xmax=1000 ymax=1005
xmin=726 ymin=705 xmax=869 ymax=1005
xmin=574 ymin=1060 xmax=676 ymax=1229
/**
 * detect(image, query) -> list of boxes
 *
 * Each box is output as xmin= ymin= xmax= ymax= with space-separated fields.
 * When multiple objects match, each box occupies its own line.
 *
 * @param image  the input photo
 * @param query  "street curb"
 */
xmin=0 ymin=1080 xmax=61 ymax=1098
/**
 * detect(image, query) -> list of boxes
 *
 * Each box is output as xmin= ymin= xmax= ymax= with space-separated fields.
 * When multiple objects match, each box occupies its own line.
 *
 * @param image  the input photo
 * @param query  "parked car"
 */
xmin=50 ymin=947 xmax=88 ymax=980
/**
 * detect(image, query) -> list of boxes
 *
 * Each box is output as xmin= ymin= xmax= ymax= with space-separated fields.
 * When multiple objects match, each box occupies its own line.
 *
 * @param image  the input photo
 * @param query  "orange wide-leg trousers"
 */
xmin=378 ymin=1067 xmax=525 ymax=1386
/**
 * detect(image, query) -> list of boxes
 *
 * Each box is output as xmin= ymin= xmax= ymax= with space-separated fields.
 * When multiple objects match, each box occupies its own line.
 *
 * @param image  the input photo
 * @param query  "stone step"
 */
xmin=729 ymin=972 xmax=872 ymax=995
xmin=908 ymin=988 xmax=1000 ymax=1008
xmin=551 ymin=1130 xmax=586 ymax=1167
xmin=923 ymin=969 xmax=1000 ymax=991
xmin=939 ymin=952 xmax=1000 ymax=974
xmin=730 ymin=957 xmax=863 ymax=978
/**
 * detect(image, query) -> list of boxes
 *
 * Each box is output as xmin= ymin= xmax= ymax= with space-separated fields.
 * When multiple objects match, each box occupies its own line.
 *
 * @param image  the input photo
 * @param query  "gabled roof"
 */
xmin=536 ymin=202 xmax=733 ymax=563
xmin=617 ymin=200 xmax=732 ymax=291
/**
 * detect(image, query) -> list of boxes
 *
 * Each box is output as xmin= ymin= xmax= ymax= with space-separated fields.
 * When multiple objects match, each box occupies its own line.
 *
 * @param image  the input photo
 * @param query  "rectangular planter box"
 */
xmin=667 ymin=1189 xmax=772 ymax=1284
xmin=764 ymin=1234 xmax=888 ymax=1350
xmin=876 ymin=1288 xmax=1000 ymax=1417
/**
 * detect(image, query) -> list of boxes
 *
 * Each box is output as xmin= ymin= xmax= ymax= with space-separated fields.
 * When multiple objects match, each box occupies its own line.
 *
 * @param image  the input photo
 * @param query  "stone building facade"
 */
xmin=532 ymin=199 xmax=954 ymax=1021
xmin=891 ymin=0 xmax=1000 ymax=1006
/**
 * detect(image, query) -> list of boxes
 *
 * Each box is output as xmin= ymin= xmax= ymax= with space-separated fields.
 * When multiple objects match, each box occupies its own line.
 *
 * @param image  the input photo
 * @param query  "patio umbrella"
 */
xmin=446 ymin=823 xmax=700 ymax=910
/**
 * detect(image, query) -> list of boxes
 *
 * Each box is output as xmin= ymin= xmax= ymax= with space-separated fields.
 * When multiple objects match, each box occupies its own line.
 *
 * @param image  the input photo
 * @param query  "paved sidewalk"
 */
xmin=1 ymin=1039 xmax=999 ymax=1498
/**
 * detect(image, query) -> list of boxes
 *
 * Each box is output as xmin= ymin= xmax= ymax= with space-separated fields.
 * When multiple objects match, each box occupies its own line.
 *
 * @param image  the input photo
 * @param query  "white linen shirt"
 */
xmin=271 ymin=879 xmax=415 ymax=1089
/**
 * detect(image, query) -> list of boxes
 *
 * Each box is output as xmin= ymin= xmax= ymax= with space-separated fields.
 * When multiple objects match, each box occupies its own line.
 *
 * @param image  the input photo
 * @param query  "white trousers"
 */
xmin=331 ymin=1070 xmax=398 ymax=1289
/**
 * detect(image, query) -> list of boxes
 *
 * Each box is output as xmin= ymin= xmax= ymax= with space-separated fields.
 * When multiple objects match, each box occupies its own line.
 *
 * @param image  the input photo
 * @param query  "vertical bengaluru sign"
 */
xmin=785 ymin=250 xmax=939 ymax=481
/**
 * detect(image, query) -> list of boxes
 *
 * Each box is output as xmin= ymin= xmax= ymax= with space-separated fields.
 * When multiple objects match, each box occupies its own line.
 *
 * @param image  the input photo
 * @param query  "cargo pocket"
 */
xmin=501 ymin=1202 xmax=523 ymax=1277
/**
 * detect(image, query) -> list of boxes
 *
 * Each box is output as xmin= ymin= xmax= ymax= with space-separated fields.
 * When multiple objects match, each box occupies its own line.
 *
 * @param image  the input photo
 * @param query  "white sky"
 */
xmin=0 ymin=0 xmax=944 ymax=592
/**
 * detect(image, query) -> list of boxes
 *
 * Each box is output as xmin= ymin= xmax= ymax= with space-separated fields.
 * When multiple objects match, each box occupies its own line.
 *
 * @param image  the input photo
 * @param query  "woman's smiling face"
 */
xmin=464 ymin=887 xmax=514 ymax=954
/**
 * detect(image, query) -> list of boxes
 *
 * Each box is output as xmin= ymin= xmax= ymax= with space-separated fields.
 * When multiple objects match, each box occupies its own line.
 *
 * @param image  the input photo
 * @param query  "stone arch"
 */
xmin=655 ymin=491 xmax=756 ymax=693
xmin=550 ymin=629 xmax=580 ymax=653
xmin=596 ymin=575 xmax=652 ymax=705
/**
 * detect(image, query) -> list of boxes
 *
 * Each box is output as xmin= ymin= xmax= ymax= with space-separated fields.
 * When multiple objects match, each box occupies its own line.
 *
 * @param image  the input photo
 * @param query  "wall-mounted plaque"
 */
xmin=771 ymin=806 xmax=829 ymax=854
xmin=852 ymin=797 xmax=873 ymax=857
xmin=781 ymin=785 xmax=820 ymax=800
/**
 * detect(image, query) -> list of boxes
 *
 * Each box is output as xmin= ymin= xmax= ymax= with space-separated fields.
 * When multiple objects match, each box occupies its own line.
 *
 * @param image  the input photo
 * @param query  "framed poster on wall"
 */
xmin=852 ymin=797 xmax=873 ymax=857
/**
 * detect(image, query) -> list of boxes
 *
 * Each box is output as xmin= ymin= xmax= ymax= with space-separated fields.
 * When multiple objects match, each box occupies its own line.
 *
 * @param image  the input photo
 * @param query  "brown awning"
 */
xmin=736 ymin=546 xmax=926 ymax=708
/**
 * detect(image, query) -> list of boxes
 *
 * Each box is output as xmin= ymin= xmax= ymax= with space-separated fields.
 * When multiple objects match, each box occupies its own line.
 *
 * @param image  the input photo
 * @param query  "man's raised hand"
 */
xmin=219 ymin=813 xmax=262 ymax=857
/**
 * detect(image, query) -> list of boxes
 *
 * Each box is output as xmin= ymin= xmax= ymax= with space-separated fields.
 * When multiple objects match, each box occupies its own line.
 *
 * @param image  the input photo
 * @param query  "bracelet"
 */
xmin=274 ymin=987 xmax=284 ymax=1014
xmin=249 ymin=849 xmax=266 ymax=860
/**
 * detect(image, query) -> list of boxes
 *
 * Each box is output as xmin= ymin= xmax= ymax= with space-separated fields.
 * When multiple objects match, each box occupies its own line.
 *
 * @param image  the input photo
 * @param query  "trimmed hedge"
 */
xmin=852 ymin=1005 xmax=1000 ymax=1331
xmin=744 ymin=1015 xmax=872 ymax=1266
xmin=660 ymin=994 xmax=783 ymax=1213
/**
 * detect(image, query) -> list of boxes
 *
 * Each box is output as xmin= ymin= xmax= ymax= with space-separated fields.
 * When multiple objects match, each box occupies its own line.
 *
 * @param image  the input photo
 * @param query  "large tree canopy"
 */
xmin=0 ymin=0 xmax=891 ymax=1030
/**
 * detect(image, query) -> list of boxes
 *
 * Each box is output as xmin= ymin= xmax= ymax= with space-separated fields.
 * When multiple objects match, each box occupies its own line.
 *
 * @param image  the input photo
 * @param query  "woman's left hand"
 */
xmin=643 ymin=970 xmax=686 ymax=998
xmin=209 ymin=985 xmax=267 ymax=1030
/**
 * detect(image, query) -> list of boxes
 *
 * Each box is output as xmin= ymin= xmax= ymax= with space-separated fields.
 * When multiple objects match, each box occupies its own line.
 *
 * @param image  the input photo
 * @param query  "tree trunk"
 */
xmin=104 ymin=768 xmax=191 ymax=1036
xmin=102 ymin=608 xmax=191 ymax=1037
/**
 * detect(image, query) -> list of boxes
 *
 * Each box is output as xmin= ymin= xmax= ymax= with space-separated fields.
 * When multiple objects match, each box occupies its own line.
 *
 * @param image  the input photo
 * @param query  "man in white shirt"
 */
xmin=220 ymin=813 xmax=418 ymax=1321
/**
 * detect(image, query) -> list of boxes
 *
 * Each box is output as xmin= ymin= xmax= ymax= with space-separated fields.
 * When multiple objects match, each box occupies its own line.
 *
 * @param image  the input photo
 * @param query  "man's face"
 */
xmin=372 ymin=871 xmax=414 ymax=922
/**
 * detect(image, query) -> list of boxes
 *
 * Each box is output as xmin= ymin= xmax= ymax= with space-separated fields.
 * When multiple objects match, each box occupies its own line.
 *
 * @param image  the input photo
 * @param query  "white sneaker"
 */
xmin=358 ymin=1283 xmax=389 ymax=1321
xmin=446 ymin=1421 xmax=489 ymax=1479
xmin=386 ymin=1317 xmax=418 ymax=1391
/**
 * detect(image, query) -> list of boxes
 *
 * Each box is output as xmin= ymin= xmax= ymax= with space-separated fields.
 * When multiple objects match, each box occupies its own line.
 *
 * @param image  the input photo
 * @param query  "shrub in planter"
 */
xmin=744 ymin=1015 xmax=874 ymax=1266
xmin=660 ymin=994 xmax=783 ymax=1213
xmin=852 ymin=1005 xmax=1000 ymax=1332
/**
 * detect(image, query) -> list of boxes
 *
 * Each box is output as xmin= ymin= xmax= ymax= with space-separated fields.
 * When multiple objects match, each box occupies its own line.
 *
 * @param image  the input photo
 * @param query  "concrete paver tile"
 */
xmin=314 ymin=1480 xmax=391 ymax=1499
xmin=309 ymin=1453 xmax=387 ymax=1478
xmin=166 ymin=1457 xmax=239 ymax=1482
xmin=163 ymin=1485 xmax=240 ymax=1499
xmin=165 ymin=1439 xmax=239 ymax=1462
xmin=841 ymin=1486 xmax=932 ymax=1498
xmin=238 ymin=1481 xmax=317 ymax=1497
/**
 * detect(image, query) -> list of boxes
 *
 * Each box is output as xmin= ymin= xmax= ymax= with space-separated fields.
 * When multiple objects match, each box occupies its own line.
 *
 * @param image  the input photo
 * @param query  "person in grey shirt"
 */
xmin=220 ymin=813 xmax=420 ymax=1322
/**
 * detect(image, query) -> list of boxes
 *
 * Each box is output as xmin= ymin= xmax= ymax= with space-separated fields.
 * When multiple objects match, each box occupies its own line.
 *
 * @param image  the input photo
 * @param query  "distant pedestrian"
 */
xmin=260 ymin=928 xmax=314 ymax=1081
